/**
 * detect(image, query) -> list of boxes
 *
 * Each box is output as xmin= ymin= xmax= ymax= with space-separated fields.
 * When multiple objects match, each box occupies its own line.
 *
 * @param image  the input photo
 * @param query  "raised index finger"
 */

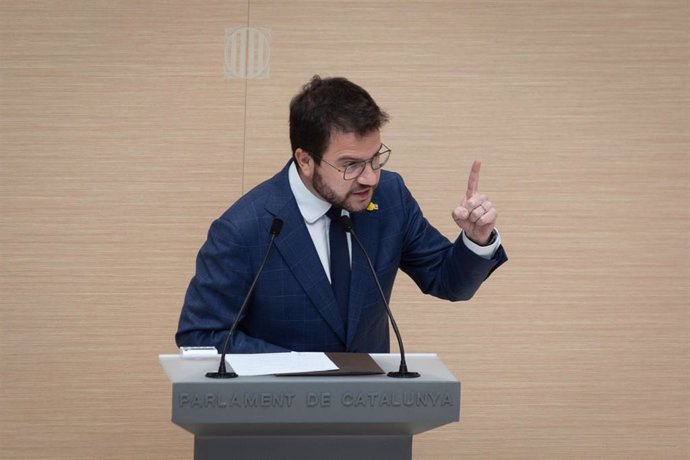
xmin=466 ymin=159 xmax=482 ymax=199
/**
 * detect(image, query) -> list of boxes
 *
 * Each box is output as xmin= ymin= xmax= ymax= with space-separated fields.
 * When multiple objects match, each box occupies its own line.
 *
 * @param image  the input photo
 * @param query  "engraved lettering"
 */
xmin=261 ymin=393 xmax=272 ymax=407
xmin=354 ymin=393 xmax=367 ymax=407
xmin=306 ymin=392 xmax=331 ymax=408
xmin=403 ymin=392 xmax=415 ymax=407
xmin=245 ymin=394 xmax=259 ymax=407
xmin=178 ymin=392 xmax=296 ymax=409
xmin=380 ymin=393 xmax=391 ymax=407
xmin=441 ymin=393 xmax=453 ymax=406
xmin=338 ymin=391 xmax=453 ymax=408
xmin=307 ymin=393 xmax=319 ymax=407
xmin=179 ymin=391 xmax=450 ymax=410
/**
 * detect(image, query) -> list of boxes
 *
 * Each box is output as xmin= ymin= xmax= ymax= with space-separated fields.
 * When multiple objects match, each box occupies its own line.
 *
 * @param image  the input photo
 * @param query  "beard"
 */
xmin=312 ymin=167 xmax=374 ymax=213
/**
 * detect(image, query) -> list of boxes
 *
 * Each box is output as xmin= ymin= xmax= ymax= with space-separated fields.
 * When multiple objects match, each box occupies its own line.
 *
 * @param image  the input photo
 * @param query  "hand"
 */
xmin=452 ymin=160 xmax=497 ymax=245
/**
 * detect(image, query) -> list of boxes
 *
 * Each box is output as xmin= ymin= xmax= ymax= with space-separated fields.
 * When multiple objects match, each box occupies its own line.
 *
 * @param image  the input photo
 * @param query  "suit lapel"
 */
xmin=265 ymin=164 xmax=346 ymax=344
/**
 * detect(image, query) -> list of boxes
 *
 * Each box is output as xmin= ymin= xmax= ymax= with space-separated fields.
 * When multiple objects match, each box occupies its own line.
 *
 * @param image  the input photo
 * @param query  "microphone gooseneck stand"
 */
xmin=339 ymin=215 xmax=420 ymax=378
xmin=206 ymin=218 xmax=284 ymax=379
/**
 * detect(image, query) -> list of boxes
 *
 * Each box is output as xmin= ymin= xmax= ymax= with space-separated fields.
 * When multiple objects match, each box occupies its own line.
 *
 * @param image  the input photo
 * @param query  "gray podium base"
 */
xmin=195 ymin=434 xmax=412 ymax=460
xmin=161 ymin=354 xmax=460 ymax=460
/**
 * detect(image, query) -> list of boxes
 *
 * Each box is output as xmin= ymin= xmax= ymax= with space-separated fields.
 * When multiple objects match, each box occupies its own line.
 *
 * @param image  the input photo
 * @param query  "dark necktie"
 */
xmin=326 ymin=206 xmax=350 ymax=326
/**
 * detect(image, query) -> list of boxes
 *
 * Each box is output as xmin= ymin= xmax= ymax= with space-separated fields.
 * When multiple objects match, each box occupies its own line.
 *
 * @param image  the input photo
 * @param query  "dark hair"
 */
xmin=289 ymin=76 xmax=389 ymax=163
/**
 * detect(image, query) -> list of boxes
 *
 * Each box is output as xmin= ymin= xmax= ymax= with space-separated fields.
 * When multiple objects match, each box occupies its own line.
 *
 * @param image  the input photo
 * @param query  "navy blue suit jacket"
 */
xmin=176 ymin=161 xmax=507 ymax=353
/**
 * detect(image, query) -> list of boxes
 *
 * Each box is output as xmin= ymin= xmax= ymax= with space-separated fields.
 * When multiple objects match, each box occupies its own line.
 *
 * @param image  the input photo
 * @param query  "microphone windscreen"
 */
xmin=338 ymin=215 xmax=353 ymax=232
xmin=270 ymin=218 xmax=284 ymax=235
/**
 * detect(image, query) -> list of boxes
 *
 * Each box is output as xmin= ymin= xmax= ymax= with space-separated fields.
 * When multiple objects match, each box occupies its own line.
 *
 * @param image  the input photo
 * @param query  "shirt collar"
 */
xmin=288 ymin=161 xmax=332 ymax=224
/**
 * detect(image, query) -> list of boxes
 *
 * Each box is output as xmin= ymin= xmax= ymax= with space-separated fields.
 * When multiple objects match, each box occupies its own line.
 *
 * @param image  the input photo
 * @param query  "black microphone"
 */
xmin=338 ymin=215 xmax=420 ymax=378
xmin=206 ymin=218 xmax=284 ymax=379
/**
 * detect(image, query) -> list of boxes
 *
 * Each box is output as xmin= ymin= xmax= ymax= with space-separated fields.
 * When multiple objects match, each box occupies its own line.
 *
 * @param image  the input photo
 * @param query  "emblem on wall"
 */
xmin=224 ymin=27 xmax=271 ymax=79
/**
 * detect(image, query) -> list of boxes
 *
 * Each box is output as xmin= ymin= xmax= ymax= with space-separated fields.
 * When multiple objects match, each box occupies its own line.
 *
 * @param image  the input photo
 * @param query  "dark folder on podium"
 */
xmin=277 ymin=352 xmax=384 ymax=376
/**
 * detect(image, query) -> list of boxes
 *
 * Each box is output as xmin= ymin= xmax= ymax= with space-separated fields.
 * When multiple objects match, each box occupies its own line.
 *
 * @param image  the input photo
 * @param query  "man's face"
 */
xmin=302 ymin=131 xmax=382 ymax=213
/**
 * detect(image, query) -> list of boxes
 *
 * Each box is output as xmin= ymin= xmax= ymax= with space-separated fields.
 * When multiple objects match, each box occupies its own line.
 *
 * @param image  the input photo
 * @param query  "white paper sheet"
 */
xmin=225 ymin=352 xmax=338 ymax=376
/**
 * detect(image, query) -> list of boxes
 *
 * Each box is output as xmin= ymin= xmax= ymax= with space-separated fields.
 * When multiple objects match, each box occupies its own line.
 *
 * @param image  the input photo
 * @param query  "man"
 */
xmin=175 ymin=76 xmax=507 ymax=353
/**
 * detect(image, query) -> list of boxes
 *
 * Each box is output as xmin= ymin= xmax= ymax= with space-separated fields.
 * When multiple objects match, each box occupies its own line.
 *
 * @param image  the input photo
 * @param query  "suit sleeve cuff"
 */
xmin=462 ymin=229 xmax=501 ymax=260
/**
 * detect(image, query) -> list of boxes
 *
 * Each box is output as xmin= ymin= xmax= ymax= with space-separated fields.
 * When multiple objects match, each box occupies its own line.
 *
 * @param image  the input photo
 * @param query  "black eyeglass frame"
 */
xmin=316 ymin=144 xmax=392 ymax=180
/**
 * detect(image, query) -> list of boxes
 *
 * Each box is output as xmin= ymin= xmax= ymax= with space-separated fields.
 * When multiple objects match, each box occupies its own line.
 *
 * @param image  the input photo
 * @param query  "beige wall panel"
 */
xmin=1 ymin=0 xmax=687 ymax=459
xmin=1 ymin=1 xmax=249 ymax=458
xmin=244 ymin=1 xmax=688 ymax=459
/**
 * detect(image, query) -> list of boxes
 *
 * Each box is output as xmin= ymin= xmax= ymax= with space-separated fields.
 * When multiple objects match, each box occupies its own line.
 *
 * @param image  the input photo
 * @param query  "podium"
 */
xmin=159 ymin=353 xmax=460 ymax=460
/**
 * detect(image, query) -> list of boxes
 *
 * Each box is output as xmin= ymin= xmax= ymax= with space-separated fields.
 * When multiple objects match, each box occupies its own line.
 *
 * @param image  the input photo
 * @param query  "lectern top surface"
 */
xmin=159 ymin=353 xmax=458 ymax=384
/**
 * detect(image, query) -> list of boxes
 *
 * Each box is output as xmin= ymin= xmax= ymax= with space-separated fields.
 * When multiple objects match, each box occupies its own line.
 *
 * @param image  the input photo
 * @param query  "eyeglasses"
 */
xmin=318 ymin=144 xmax=391 ymax=180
